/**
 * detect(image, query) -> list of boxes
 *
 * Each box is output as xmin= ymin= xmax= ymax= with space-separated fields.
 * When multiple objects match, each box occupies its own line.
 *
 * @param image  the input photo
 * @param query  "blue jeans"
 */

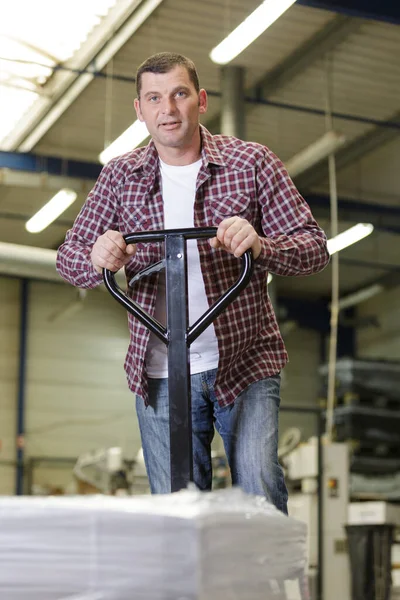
xmin=136 ymin=369 xmax=288 ymax=514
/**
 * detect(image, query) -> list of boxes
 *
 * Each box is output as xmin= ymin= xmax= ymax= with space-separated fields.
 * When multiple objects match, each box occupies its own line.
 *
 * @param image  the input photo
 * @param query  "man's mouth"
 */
xmin=160 ymin=121 xmax=181 ymax=128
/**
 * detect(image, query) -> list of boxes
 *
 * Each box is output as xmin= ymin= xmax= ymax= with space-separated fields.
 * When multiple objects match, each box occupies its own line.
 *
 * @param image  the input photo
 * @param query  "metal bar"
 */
xmin=103 ymin=228 xmax=219 ymax=344
xmin=103 ymin=227 xmax=254 ymax=493
xmin=187 ymin=251 xmax=253 ymax=344
xmin=221 ymin=66 xmax=246 ymax=139
xmin=165 ymin=235 xmax=192 ymax=492
xmin=297 ymin=0 xmax=400 ymax=26
xmin=307 ymin=194 xmax=400 ymax=235
xmin=254 ymin=16 xmax=360 ymax=99
xmin=0 ymin=150 xmax=101 ymax=179
xmin=124 ymin=227 xmax=218 ymax=244
xmin=339 ymin=258 xmax=400 ymax=272
xmin=317 ymin=410 xmax=324 ymax=600
xmin=245 ymin=95 xmax=400 ymax=132
xmin=16 ymin=278 xmax=29 ymax=495
xmin=297 ymin=110 xmax=400 ymax=190
xmin=103 ymin=268 xmax=168 ymax=343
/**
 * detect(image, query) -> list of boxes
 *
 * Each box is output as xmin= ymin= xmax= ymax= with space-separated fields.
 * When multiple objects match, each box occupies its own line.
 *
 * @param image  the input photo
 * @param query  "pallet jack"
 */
xmin=103 ymin=226 xmax=253 ymax=493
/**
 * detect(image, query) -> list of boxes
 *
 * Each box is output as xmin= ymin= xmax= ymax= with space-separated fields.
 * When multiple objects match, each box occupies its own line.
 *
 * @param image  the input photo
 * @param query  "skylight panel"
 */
xmin=0 ymin=0 xmax=118 ymax=146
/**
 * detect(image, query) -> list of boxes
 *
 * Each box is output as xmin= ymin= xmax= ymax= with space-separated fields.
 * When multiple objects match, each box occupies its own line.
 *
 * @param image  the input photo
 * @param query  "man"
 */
xmin=56 ymin=52 xmax=330 ymax=513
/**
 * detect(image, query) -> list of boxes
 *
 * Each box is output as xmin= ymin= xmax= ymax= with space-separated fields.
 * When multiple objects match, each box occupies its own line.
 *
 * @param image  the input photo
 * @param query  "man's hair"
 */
xmin=136 ymin=52 xmax=200 ymax=97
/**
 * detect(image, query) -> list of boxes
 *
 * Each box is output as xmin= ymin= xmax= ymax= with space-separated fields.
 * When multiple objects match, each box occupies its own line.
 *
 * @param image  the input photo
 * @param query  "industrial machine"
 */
xmin=284 ymin=437 xmax=351 ymax=600
xmin=73 ymin=446 xmax=137 ymax=495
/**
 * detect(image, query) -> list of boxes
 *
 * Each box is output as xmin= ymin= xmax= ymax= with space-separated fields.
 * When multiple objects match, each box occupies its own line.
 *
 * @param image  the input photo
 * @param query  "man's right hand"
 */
xmin=91 ymin=230 xmax=136 ymax=273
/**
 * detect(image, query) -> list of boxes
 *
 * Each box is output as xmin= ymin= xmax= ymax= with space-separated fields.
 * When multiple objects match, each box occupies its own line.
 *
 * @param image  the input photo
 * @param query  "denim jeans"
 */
xmin=136 ymin=369 xmax=288 ymax=514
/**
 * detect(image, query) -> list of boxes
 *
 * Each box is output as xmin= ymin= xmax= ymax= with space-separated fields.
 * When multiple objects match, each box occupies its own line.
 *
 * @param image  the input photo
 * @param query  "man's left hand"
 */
xmin=209 ymin=217 xmax=261 ymax=259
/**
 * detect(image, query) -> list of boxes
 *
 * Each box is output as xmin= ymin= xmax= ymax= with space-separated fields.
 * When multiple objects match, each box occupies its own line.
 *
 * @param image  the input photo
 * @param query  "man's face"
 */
xmin=134 ymin=66 xmax=207 ymax=152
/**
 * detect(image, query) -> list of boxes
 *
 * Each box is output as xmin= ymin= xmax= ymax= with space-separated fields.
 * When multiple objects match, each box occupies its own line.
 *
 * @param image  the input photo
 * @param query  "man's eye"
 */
xmin=149 ymin=96 xmax=159 ymax=102
xmin=176 ymin=91 xmax=186 ymax=98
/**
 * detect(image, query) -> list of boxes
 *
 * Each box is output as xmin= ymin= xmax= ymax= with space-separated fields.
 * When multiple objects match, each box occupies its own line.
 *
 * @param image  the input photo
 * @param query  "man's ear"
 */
xmin=198 ymin=89 xmax=208 ymax=115
xmin=134 ymin=98 xmax=143 ymax=121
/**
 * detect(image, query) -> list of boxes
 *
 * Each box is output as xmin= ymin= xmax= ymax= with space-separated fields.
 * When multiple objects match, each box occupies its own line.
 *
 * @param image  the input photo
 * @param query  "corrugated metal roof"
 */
xmin=1 ymin=0 xmax=399 ymax=299
xmin=0 ymin=0 xmax=118 ymax=144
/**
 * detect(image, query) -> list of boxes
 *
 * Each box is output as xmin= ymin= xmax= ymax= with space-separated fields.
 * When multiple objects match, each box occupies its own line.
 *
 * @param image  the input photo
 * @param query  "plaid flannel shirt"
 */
xmin=56 ymin=125 xmax=330 ymax=406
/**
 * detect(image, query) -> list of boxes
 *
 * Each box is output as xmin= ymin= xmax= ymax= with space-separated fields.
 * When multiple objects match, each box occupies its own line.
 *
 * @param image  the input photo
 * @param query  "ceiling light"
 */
xmin=210 ymin=0 xmax=297 ymax=65
xmin=337 ymin=283 xmax=384 ymax=311
xmin=25 ymin=188 xmax=77 ymax=233
xmin=286 ymin=131 xmax=346 ymax=178
xmin=327 ymin=223 xmax=374 ymax=255
xmin=99 ymin=120 xmax=150 ymax=164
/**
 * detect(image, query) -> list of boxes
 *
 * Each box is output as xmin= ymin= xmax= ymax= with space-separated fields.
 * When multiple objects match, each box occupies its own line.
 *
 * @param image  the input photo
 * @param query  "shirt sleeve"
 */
xmin=255 ymin=149 xmax=330 ymax=276
xmin=56 ymin=162 xmax=119 ymax=289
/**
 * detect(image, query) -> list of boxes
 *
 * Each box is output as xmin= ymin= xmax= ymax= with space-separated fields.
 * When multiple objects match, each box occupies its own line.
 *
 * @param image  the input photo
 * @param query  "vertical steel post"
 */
xmin=317 ymin=410 xmax=324 ymax=600
xmin=221 ymin=65 xmax=246 ymax=139
xmin=165 ymin=235 xmax=193 ymax=491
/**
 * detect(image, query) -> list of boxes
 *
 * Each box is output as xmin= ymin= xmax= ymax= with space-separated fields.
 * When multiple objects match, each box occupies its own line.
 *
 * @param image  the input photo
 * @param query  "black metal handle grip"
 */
xmin=103 ymin=227 xmax=254 ymax=346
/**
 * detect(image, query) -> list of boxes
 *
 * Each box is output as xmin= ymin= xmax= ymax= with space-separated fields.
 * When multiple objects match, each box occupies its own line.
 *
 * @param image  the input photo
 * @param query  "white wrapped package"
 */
xmin=0 ymin=487 xmax=308 ymax=600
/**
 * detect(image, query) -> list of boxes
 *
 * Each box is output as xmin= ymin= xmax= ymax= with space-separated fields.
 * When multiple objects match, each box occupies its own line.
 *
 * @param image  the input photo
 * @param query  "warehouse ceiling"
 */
xmin=0 ymin=0 xmax=399 ymax=305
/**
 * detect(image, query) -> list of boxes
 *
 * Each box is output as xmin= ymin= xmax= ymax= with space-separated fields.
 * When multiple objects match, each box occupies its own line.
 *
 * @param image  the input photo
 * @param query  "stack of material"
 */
xmin=319 ymin=358 xmax=400 ymax=497
xmin=0 ymin=487 xmax=308 ymax=600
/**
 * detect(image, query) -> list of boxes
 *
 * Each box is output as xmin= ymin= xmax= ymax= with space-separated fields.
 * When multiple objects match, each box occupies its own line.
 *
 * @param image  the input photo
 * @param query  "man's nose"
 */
xmin=161 ymin=97 xmax=175 ymax=114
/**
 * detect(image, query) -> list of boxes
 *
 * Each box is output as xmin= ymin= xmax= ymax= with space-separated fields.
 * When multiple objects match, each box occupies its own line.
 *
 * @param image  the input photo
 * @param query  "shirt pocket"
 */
xmin=210 ymin=193 xmax=253 ymax=225
xmin=118 ymin=202 xmax=150 ymax=234
xmin=118 ymin=203 xmax=163 ymax=267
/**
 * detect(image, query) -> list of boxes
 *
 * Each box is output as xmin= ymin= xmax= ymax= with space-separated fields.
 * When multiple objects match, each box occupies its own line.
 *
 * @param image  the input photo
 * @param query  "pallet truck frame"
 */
xmin=103 ymin=227 xmax=253 ymax=493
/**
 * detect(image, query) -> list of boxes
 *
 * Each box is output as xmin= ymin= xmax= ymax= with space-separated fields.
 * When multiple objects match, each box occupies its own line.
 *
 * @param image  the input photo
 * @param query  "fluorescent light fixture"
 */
xmin=286 ymin=131 xmax=346 ymax=178
xmin=99 ymin=120 xmax=150 ymax=164
xmin=210 ymin=0 xmax=297 ymax=65
xmin=327 ymin=223 xmax=374 ymax=255
xmin=266 ymin=224 xmax=373 ymax=293
xmin=25 ymin=188 xmax=77 ymax=233
xmin=337 ymin=283 xmax=384 ymax=311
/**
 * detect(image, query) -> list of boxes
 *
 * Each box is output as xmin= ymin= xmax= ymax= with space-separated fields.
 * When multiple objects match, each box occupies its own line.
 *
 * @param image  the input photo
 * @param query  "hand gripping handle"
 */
xmin=103 ymin=227 xmax=254 ymax=346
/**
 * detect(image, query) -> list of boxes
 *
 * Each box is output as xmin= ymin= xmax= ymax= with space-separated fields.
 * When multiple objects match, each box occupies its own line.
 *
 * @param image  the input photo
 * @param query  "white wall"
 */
xmin=357 ymin=286 xmax=400 ymax=359
xmin=0 ymin=276 xmax=140 ymax=495
xmin=0 ymin=274 xmax=324 ymax=494
xmin=0 ymin=278 xmax=20 ymax=494
xmin=280 ymin=326 xmax=321 ymax=442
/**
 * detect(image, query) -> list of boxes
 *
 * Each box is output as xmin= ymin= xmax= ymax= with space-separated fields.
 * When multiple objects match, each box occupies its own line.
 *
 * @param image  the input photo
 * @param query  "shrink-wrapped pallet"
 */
xmin=0 ymin=487 xmax=308 ymax=600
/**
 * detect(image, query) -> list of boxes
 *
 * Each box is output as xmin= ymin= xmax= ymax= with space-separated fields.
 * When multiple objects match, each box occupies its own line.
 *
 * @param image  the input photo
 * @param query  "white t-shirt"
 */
xmin=145 ymin=158 xmax=219 ymax=378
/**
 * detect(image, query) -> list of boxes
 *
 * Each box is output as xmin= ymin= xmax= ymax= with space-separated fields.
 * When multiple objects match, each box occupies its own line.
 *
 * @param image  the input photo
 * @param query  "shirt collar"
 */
xmin=199 ymin=124 xmax=226 ymax=167
xmin=126 ymin=124 xmax=227 ymax=175
xmin=128 ymin=138 xmax=159 ymax=174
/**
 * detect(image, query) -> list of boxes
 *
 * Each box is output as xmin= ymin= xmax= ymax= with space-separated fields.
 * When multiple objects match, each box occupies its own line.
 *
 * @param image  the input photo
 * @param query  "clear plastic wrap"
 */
xmin=0 ymin=487 xmax=308 ymax=600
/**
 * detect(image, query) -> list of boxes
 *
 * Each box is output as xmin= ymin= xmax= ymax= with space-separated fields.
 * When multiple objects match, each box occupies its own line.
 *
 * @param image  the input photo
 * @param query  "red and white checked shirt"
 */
xmin=56 ymin=125 xmax=330 ymax=406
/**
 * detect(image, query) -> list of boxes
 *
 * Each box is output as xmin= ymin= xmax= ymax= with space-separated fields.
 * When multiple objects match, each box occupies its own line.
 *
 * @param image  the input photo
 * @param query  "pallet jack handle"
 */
xmin=103 ymin=227 xmax=254 ymax=492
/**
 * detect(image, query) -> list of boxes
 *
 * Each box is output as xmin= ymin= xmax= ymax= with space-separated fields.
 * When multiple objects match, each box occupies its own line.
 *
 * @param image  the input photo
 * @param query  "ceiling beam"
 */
xmin=3 ymin=0 xmax=164 ymax=153
xmin=206 ymin=14 xmax=361 ymax=133
xmin=307 ymin=194 xmax=400 ymax=234
xmin=0 ymin=169 xmax=95 ymax=194
xmin=250 ymin=15 xmax=362 ymax=100
xmin=0 ymin=150 xmax=101 ymax=180
xmin=0 ymin=241 xmax=126 ymax=287
xmin=297 ymin=0 xmax=400 ymax=25
xmin=1 ymin=151 xmax=399 ymax=234
xmin=294 ymin=110 xmax=400 ymax=190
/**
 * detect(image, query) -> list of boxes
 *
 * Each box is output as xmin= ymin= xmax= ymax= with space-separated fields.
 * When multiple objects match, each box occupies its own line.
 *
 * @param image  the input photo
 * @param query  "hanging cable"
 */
xmin=103 ymin=41 xmax=114 ymax=153
xmin=324 ymin=54 xmax=340 ymax=442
